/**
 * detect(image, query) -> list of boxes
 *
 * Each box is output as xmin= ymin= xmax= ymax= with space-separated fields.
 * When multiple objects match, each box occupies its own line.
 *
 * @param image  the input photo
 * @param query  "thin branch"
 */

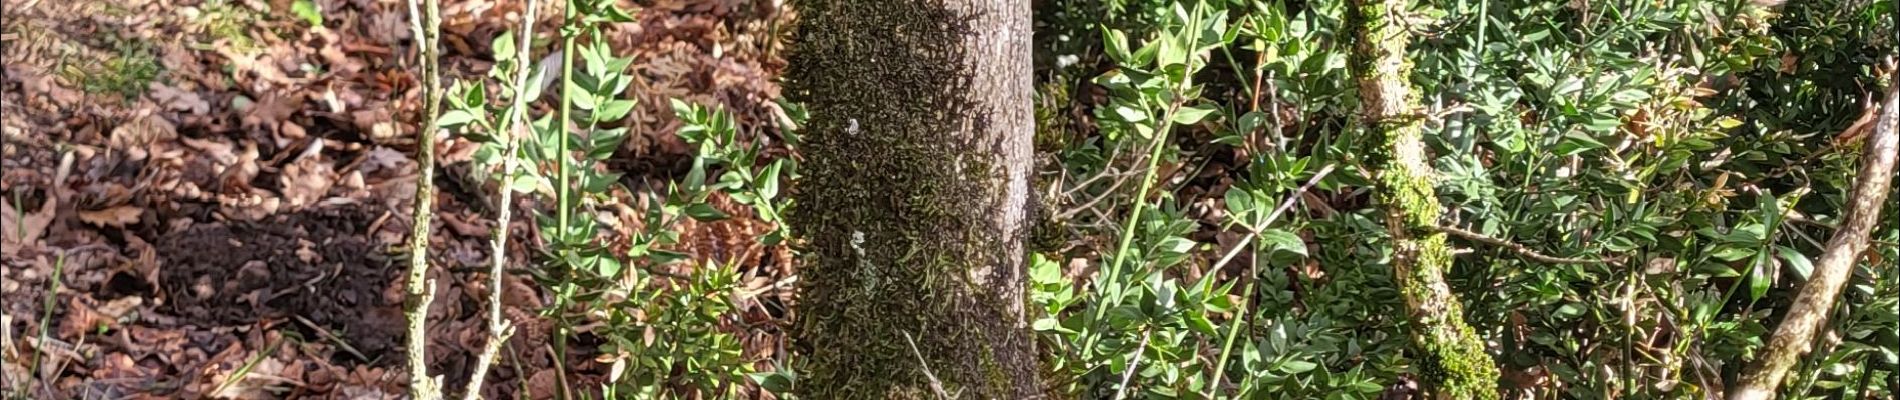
xmin=1431 ymin=224 xmax=1611 ymax=265
xmin=901 ymin=331 xmax=959 ymax=400
xmin=1209 ymin=164 xmax=1336 ymax=273
xmin=460 ymin=0 xmax=541 ymax=397
xmin=402 ymin=0 xmax=445 ymax=397
xmin=1730 ymin=68 xmax=1900 ymax=400
xmin=1111 ymin=330 xmax=1153 ymax=400
xmin=1203 ymin=165 xmax=1333 ymax=398
xmin=1057 ymin=167 xmax=1140 ymax=220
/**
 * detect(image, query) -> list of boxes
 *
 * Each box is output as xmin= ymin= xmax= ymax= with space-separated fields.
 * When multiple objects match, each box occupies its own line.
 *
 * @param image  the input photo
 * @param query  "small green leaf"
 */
xmin=508 ymin=174 xmax=540 ymax=194
xmin=602 ymin=4 xmax=639 ymax=22
xmin=582 ymin=44 xmax=610 ymax=77
xmin=758 ymin=160 xmax=783 ymax=200
xmin=1029 ymin=254 xmax=1064 ymax=284
xmin=595 ymin=256 xmax=623 ymax=278
xmin=568 ymin=81 xmax=596 ymax=110
xmin=491 ymin=30 xmax=516 ymax=62
xmin=1185 ymin=312 xmax=1216 ymax=335
xmin=1259 ymin=229 xmax=1307 ymax=260
xmin=1776 ymin=246 xmax=1813 ymax=280
xmin=1552 ymin=132 xmax=1607 ymax=155
xmin=1032 ymin=317 xmax=1075 ymax=334
xmin=1111 ymin=103 xmax=1149 ymax=123
xmin=1170 ymin=104 xmax=1219 ymax=125
xmin=596 ymin=99 xmax=637 ymax=121
xmin=1749 ymin=251 xmax=1772 ymax=300
xmin=1224 ymin=188 xmax=1258 ymax=222
xmin=1710 ymin=245 xmax=1755 ymax=262
xmin=1103 ymin=29 xmax=1133 ymax=65
xmin=290 ymin=0 xmax=323 ymax=27
xmin=1555 ymin=303 xmax=1584 ymax=318
xmin=685 ymin=203 xmax=728 ymax=222
xmin=1157 ymin=236 xmax=1197 ymax=255
xmin=438 ymin=109 xmax=480 ymax=128
xmin=1280 ymin=360 xmax=1318 ymax=373
xmin=523 ymin=63 xmax=549 ymax=101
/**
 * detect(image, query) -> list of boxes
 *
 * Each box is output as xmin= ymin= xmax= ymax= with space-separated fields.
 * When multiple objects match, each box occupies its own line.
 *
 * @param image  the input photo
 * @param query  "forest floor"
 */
xmin=1 ymin=0 xmax=797 ymax=398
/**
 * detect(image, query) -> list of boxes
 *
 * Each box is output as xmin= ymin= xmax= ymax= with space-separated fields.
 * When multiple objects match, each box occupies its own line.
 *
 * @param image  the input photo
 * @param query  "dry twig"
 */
xmin=402 ymin=0 xmax=446 ymax=397
xmin=1431 ymin=224 xmax=1614 ymax=265
xmin=459 ymin=1 xmax=543 ymax=398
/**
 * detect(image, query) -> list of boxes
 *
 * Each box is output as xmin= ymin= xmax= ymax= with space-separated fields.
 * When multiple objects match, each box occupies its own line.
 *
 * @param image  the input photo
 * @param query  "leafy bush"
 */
xmin=1034 ymin=0 xmax=1897 ymax=398
xmin=442 ymin=0 xmax=796 ymax=397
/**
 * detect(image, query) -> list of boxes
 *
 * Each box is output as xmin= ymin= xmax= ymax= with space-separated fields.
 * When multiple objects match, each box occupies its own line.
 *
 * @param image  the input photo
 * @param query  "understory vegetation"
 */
xmin=3 ymin=0 xmax=1896 ymax=399
xmin=483 ymin=0 xmax=1897 ymax=397
xmin=1025 ymin=0 xmax=1899 ymax=398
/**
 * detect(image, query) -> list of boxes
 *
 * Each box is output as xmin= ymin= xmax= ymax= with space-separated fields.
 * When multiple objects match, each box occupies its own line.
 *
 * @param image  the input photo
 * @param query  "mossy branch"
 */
xmin=403 ymin=0 xmax=444 ymax=398
xmin=1729 ymin=71 xmax=1899 ymax=400
xmin=1347 ymin=0 xmax=1501 ymax=398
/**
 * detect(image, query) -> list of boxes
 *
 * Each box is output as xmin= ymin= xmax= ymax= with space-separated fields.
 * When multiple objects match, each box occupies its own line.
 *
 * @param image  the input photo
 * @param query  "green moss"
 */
xmin=785 ymin=0 xmax=1039 ymax=398
xmin=58 ymin=37 xmax=161 ymax=100
xmin=1034 ymin=80 xmax=1073 ymax=152
xmin=196 ymin=0 xmax=260 ymax=54
xmin=1348 ymin=0 xmax=1502 ymax=398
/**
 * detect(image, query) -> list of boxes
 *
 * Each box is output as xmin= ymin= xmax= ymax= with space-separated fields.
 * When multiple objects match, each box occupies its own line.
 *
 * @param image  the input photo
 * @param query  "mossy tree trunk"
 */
xmin=783 ymin=0 xmax=1039 ymax=398
xmin=1346 ymin=0 xmax=1501 ymax=398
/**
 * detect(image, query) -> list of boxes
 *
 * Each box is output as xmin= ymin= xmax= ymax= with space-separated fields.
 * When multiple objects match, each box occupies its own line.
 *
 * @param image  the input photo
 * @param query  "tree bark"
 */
xmin=783 ymin=0 xmax=1039 ymax=398
xmin=1729 ymin=72 xmax=1900 ymax=400
xmin=1346 ymin=0 xmax=1500 ymax=398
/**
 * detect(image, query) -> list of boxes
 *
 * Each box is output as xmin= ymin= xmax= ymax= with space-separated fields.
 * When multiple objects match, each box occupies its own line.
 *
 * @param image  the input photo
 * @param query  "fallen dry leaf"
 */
xmin=0 ymin=196 xmax=57 ymax=251
xmin=149 ymin=84 xmax=212 ymax=115
xmin=78 ymin=205 xmax=144 ymax=228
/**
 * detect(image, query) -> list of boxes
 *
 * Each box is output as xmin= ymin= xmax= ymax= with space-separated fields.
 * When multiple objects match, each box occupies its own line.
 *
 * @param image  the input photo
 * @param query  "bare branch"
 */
xmin=1729 ymin=68 xmax=1900 ymax=400
xmin=459 ymin=0 xmax=542 ymax=397
xmin=1431 ymin=224 xmax=1611 ymax=265
xmin=402 ymin=0 xmax=445 ymax=397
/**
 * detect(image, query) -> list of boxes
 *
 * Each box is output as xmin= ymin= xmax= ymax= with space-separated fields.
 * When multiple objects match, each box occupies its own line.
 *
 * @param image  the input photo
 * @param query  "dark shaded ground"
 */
xmin=157 ymin=205 xmax=404 ymax=360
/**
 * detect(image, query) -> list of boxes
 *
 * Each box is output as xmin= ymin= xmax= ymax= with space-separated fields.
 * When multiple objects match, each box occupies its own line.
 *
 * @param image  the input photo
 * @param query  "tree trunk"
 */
xmin=1346 ymin=0 xmax=1501 ymax=398
xmin=783 ymin=0 xmax=1039 ymax=398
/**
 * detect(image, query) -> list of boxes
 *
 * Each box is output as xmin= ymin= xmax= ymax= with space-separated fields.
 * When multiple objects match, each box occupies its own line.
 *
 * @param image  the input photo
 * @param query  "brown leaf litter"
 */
xmin=3 ymin=0 xmax=799 ymax=398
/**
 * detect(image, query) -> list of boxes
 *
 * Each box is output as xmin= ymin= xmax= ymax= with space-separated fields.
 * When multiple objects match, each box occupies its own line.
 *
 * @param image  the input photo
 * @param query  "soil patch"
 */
xmin=156 ymin=204 xmax=406 ymax=362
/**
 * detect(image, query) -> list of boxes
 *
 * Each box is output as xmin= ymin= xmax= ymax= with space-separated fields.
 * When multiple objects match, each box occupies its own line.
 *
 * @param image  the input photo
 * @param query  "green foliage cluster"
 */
xmin=429 ymin=0 xmax=1895 ymax=397
xmin=59 ymin=37 xmax=161 ymax=100
xmin=1035 ymin=0 xmax=1898 ymax=398
xmin=441 ymin=0 xmax=796 ymax=397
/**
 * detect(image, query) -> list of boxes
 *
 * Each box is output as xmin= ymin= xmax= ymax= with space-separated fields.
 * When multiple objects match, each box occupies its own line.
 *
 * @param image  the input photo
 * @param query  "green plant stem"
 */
xmin=1092 ymin=99 xmax=1179 ymax=314
xmin=1205 ymin=164 xmax=1334 ymax=398
xmin=1088 ymin=1 xmax=1209 ymax=367
xmin=402 ymin=0 xmax=444 ymax=398
xmin=555 ymin=2 xmax=577 ymax=244
xmin=547 ymin=3 xmax=579 ymax=399
xmin=30 ymin=252 xmax=64 ymax=394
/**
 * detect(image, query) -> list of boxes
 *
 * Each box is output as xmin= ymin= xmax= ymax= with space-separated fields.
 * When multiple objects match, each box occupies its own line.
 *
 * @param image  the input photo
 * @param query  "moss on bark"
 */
xmin=783 ymin=0 xmax=1039 ymax=398
xmin=1346 ymin=0 xmax=1501 ymax=398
